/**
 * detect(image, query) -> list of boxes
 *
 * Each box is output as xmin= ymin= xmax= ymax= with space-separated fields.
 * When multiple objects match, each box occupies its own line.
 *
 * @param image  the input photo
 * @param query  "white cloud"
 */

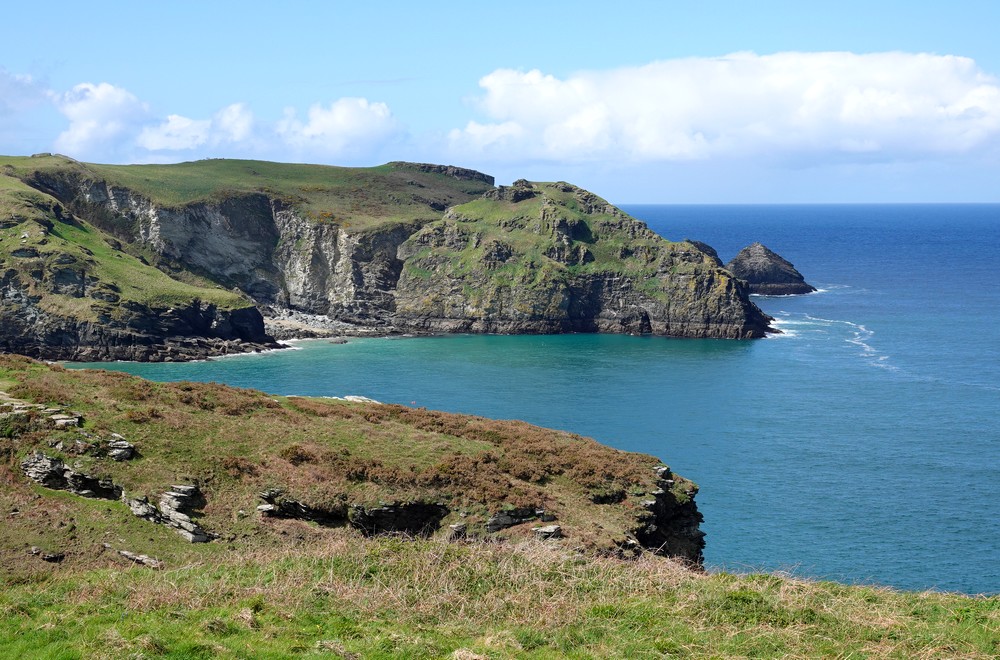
xmin=52 ymin=82 xmax=148 ymax=157
xmin=137 ymin=114 xmax=210 ymax=150
xmin=448 ymin=52 xmax=1000 ymax=164
xmin=212 ymin=103 xmax=253 ymax=143
xmin=136 ymin=103 xmax=255 ymax=151
xmin=276 ymin=97 xmax=401 ymax=157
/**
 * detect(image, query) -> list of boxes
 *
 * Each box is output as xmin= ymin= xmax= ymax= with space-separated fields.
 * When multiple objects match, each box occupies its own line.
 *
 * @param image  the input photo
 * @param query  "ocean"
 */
xmin=70 ymin=204 xmax=1000 ymax=596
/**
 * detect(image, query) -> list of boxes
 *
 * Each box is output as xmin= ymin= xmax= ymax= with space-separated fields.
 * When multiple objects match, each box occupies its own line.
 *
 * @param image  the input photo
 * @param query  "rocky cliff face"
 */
xmin=10 ymin=159 xmax=774 ymax=353
xmin=726 ymin=242 xmax=816 ymax=296
xmin=0 ymin=267 xmax=274 ymax=361
xmin=1 ymin=171 xmax=276 ymax=361
xmin=394 ymin=181 xmax=772 ymax=338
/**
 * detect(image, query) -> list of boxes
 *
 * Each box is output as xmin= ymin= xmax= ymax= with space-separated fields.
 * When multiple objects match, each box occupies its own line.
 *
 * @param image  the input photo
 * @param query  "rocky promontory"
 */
xmin=2 ymin=155 xmax=773 ymax=360
xmin=726 ymin=242 xmax=816 ymax=295
xmin=0 ymin=354 xmax=705 ymax=565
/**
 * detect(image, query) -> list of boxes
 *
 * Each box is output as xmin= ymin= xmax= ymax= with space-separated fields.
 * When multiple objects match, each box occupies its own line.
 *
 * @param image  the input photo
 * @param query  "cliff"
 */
xmin=394 ymin=180 xmax=771 ymax=338
xmin=0 ymin=167 xmax=276 ymax=361
xmin=2 ymin=155 xmax=772 ymax=360
xmin=0 ymin=354 xmax=703 ymax=564
xmin=726 ymin=242 xmax=816 ymax=296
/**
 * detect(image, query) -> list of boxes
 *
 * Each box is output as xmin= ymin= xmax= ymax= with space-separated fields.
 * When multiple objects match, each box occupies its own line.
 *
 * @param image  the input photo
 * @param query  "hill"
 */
xmin=2 ymin=155 xmax=770 ymax=360
xmin=0 ymin=356 xmax=995 ymax=657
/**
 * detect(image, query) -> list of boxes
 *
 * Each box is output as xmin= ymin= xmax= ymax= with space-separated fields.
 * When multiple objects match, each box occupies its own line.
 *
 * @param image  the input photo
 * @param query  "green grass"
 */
xmin=0 ymin=356 xmax=996 ymax=657
xmin=1 ymin=155 xmax=494 ymax=232
xmin=0 ymin=535 xmax=995 ymax=658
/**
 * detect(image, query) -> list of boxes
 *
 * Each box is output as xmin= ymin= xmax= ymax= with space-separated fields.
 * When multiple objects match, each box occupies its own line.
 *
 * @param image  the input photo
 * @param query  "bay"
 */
xmin=70 ymin=204 xmax=1000 ymax=595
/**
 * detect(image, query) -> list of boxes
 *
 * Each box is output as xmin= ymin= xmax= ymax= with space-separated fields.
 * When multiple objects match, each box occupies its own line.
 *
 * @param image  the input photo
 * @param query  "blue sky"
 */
xmin=3 ymin=1 xmax=1000 ymax=203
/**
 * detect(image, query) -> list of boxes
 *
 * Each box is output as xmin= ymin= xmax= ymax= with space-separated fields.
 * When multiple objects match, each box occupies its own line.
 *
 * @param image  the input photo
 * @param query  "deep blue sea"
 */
xmin=70 ymin=204 xmax=1000 ymax=596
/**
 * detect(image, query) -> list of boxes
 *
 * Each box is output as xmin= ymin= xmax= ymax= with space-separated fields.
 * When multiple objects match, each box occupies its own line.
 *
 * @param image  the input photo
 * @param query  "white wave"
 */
xmin=803 ymin=314 xmax=899 ymax=372
xmin=208 ymin=343 xmax=302 ymax=361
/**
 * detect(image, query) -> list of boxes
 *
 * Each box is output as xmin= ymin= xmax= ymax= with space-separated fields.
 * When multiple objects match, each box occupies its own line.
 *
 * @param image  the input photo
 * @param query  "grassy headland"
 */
xmin=0 ymin=355 xmax=996 ymax=657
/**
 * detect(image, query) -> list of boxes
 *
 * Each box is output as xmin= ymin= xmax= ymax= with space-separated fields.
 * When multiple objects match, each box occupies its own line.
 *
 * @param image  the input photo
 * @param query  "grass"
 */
xmin=0 ymin=356 xmax=996 ymax=657
xmin=0 ymin=155 xmax=494 ymax=232
xmin=0 ymin=535 xmax=996 ymax=658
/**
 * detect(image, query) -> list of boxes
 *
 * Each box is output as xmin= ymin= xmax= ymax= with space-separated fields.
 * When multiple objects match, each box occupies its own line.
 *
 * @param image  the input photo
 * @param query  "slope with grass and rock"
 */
xmin=0 ymin=161 xmax=277 ymax=361
xmin=0 ymin=355 xmax=996 ymax=657
xmin=2 ymin=154 xmax=772 ymax=360
xmin=0 ymin=354 xmax=705 ymax=573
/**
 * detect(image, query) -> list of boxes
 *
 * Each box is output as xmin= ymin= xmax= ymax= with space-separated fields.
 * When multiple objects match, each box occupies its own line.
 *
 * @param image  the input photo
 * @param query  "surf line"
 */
xmin=770 ymin=312 xmax=897 ymax=371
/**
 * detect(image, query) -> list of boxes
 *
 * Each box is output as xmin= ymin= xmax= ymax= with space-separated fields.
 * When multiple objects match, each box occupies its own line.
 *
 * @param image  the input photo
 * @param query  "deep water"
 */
xmin=72 ymin=204 xmax=1000 ymax=596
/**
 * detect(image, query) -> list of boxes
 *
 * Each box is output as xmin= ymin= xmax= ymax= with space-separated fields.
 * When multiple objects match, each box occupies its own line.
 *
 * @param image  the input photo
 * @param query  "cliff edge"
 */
xmin=2 ymin=155 xmax=773 ymax=359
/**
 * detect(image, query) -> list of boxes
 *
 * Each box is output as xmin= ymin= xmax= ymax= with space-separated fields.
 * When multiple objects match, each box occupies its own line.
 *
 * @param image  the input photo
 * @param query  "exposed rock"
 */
xmin=629 ymin=466 xmax=705 ymax=565
xmin=257 ymin=489 xmax=345 ymax=526
xmin=532 ymin=524 xmax=563 ymax=540
xmin=726 ymin=242 xmax=816 ymax=296
xmin=117 ymin=549 xmax=164 ymax=569
xmin=20 ymin=452 xmax=122 ymax=499
xmin=485 ymin=507 xmax=543 ymax=533
xmin=158 ymin=486 xmax=210 ymax=543
xmin=41 ymin=551 xmax=65 ymax=563
xmin=106 ymin=438 xmax=135 ymax=461
xmin=124 ymin=485 xmax=210 ymax=543
xmin=0 ymin=266 xmax=279 ymax=361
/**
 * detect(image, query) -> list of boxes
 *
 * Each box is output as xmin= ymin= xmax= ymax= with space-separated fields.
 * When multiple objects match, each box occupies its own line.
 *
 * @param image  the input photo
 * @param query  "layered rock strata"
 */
xmin=15 ymin=163 xmax=773 ymax=349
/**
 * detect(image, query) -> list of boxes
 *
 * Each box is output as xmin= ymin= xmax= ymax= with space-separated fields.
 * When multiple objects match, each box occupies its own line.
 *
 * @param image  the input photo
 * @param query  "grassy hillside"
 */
xmin=1 ymin=154 xmax=495 ymax=231
xmin=404 ymin=180 xmax=710 ymax=291
xmin=0 ymin=169 xmax=248 ymax=315
xmin=0 ymin=357 xmax=996 ymax=657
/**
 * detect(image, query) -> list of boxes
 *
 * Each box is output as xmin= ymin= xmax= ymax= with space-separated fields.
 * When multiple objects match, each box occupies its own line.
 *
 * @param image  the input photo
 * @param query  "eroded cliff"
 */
xmin=3 ymin=155 xmax=773 ymax=359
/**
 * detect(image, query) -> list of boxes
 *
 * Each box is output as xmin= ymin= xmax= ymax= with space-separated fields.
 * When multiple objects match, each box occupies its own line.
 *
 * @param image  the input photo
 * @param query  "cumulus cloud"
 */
xmin=52 ymin=82 xmax=148 ymax=157
xmin=276 ymin=97 xmax=402 ymax=157
xmin=448 ymin=52 xmax=1000 ymax=163
xmin=136 ymin=103 xmax=255 ymax=151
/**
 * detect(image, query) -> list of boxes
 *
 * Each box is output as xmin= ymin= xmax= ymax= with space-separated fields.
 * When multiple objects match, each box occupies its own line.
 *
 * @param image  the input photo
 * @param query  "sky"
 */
xmin=3 ymin=1 xmax=1000 ymax=203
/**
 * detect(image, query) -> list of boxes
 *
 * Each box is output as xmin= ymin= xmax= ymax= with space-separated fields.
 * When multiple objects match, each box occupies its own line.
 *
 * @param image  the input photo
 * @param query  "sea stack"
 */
xmin=726 ymin=243 xmax=816 ymax=295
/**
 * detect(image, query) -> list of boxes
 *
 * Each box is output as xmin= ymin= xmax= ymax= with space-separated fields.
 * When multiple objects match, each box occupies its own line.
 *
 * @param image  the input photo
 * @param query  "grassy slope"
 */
xmin=0 ymin=357 xmax=997 ymax=658
xmin=403 ymin=182 xmax=716 ymax=297
xmin=0 ymin=170 xmax=249 ymax=315
xmin=1 ymin=155 xmax=494 ymax=232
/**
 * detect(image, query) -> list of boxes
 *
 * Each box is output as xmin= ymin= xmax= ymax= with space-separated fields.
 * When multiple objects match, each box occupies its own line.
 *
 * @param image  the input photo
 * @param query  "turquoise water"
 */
xmin=70 ymin=204 xmax=1000 ymax=595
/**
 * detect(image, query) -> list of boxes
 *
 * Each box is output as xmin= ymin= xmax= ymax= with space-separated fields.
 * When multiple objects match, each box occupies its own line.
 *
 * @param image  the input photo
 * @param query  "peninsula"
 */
xmin=1 ymin=155 xmax=772 ymax=361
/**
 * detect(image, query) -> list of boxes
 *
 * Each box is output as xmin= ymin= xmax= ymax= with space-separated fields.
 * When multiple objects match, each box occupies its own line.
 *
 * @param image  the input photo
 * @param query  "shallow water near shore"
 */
xmin=71 ymin=204 xmax=1000 ymax=595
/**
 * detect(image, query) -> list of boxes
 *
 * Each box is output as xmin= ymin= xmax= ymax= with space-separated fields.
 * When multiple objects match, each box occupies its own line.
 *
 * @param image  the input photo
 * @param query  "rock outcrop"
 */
xmin=0 ymin=272 xmax=277 ymax=361
xmin=3 ymin=156 xmax=775 ymax=358
xmin=125 ymin=485 xmax=210 ymax=543
xmin=725 ymin=243 xmax=816 ymax=296
xmin=394 ymin=181 xmax=772 ymax=338
xmin=21 ymin=451 xmax=123 ymax=500
xmin=630 ymin=466 xmax=705 ymax=564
